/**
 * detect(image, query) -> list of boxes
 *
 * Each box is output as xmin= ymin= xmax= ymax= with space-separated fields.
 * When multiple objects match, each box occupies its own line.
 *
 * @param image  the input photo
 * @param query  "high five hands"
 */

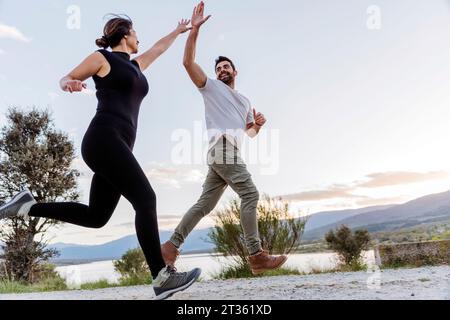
xmin=63 ymin=1 xmax=210 ymax=94
xmin=191 ymin=1 xmax=212 ymax=29
xmin=176 ymin=19 xmax=192 ymax=34
xmin=177 ymin=1 xmax=211 ymax=33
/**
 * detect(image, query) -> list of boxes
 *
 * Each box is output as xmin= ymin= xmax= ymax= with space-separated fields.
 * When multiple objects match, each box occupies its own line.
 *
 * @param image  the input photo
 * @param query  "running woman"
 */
xmin=161 ymin=2 xmax=288 ymax=275
xmin=0 ymin=15 xmax=200 ymax=300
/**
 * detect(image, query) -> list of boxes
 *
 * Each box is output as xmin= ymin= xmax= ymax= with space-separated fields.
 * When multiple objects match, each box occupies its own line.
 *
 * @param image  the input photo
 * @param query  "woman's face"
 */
xmin=126 ymin=29 xmax=139 ymax=54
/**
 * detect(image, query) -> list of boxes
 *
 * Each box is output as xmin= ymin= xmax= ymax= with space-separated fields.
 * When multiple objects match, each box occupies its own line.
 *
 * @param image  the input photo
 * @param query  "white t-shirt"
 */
xmin=199 ymin=78 xmax=254 ymax=151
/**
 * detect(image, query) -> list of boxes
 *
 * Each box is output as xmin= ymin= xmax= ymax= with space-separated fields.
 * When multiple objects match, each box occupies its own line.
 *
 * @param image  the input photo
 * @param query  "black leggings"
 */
xmin=29 ymin=115 xmax=166 ymax=278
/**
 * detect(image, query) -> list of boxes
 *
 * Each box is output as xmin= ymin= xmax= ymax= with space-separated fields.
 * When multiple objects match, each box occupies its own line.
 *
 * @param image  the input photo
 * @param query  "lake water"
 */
xmin=55 ymin=251 xmax=376 ymax=286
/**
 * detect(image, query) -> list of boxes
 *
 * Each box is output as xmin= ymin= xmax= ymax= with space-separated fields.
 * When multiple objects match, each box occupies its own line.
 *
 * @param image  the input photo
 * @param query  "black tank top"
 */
xmin=92 ymin=49 xmax=149 ymax=130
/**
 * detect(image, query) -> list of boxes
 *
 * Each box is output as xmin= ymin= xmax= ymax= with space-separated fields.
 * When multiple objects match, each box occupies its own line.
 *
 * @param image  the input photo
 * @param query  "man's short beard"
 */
xmin=218 ymin=73 xmax=234 ymax=85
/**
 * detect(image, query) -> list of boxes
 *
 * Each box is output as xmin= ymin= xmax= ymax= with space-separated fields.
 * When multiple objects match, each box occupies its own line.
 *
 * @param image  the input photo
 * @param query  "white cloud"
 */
xmin=282 ymin=170 xmax=450 ymax=202
xmin=146 ymin=167 xmax=182 ymax=189
xmin=0 ymin=23 xmax=31 ymax=42
xmin=357 ymin=171 xmax=450 ymax=188
xmin=181 ymin=169 xmax=205 ymax=183
xmin=145 ymin=163 xmax=205 ymax=189
xmin=281 ymin=184 xmax=366 ymax=201
xmin=0 ymin=49 xmax=5 ymax=54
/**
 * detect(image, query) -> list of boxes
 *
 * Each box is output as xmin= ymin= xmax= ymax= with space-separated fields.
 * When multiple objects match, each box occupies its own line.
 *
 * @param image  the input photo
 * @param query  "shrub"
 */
xmin=325 ymin=225 xmax=370 ymax=271
xmin=113 ymin=248 xmax=152 ymax=285
xmin=208 ymin=195 xmax=306 ymax=277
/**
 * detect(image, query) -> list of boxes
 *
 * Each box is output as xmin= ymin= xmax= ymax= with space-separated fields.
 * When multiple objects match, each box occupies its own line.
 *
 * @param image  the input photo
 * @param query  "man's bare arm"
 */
xmin=183 ymin=1 xmax=211 ymax=88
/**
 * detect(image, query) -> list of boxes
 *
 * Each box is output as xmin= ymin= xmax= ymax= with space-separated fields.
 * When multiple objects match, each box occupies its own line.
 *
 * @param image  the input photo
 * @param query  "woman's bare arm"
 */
xmin=133 ymin=20 xmax=191 ymax=72
xmin=60 ymin=52 xmax=106 ymax=93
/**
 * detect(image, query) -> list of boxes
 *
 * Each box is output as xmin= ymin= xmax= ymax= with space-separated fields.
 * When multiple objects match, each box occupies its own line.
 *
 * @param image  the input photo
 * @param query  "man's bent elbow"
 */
xmin=183 ymin=59 xmax=192 ymax=68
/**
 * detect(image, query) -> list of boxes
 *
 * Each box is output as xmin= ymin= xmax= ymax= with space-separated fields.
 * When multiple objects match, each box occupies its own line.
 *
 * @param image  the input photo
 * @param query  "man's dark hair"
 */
xmin=215 ymin=56 xmax=236 ymax=71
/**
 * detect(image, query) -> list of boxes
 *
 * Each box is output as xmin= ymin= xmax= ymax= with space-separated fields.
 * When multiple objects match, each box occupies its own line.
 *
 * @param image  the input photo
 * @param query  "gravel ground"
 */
xmin=0 ymin=265 xmax=448 ymax=300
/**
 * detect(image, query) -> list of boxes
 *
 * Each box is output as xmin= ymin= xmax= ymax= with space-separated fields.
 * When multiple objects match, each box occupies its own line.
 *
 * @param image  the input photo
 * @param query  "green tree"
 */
xmin=325 ymin=225 xmax=371 ymax=270
xmin=0 ymin=107 xmax=80 ymax=283
xmin=113 ymin=248 xmax=152 ymax=285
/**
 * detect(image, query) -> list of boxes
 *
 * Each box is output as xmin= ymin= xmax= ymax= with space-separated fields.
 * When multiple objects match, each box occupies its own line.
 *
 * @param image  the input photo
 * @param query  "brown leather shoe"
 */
xmin=248 ymin=250 xmax=288 ymax=275
xmin=161 ymin=241 xmax=180 ymax=266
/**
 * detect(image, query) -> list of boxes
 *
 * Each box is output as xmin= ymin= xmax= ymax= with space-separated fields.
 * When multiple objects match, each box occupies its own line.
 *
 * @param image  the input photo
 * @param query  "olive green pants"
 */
xmin=170 ymin=137 xmax=262 ymax=255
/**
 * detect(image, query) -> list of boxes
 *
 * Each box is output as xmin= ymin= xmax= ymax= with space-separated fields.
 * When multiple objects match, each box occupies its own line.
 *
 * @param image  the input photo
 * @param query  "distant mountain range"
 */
xmin=2 ymin=190 xmax=450 ymax=261
xmin=47 ymin=229 xmax=214 ymax=261
xmin=303 ymin=204 xmax=395 ymax=231
xmin=302 ymin=190 xmax=450 ymax=241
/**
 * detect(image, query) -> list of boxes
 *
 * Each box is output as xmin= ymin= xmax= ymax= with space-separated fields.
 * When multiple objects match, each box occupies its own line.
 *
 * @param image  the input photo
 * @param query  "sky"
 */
xmin=2 ymin=0 xmax=450 ymax=245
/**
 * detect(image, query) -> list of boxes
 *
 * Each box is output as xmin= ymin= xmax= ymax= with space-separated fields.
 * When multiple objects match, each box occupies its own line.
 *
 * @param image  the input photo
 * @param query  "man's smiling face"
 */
xmin=215 ymin=61 xmax=237 ymax=85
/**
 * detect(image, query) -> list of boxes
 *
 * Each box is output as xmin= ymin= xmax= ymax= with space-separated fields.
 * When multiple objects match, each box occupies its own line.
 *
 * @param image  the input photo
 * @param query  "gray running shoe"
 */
xmin=0 ymin=189 xmax=37 ymax=220
xmin=153 ymin=266 xmax=201 ymax=300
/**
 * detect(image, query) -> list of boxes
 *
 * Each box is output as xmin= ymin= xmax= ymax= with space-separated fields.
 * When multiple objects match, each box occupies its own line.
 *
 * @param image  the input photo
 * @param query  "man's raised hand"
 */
xmin=191 ymin=1 xmax=211 ymax=29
